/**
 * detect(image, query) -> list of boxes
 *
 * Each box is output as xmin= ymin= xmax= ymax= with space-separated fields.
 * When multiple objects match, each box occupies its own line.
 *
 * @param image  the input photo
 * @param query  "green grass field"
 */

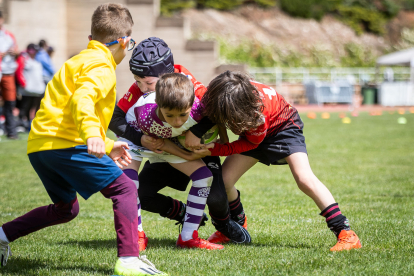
xmin=1 ymin=112 xmax=414 ymax=275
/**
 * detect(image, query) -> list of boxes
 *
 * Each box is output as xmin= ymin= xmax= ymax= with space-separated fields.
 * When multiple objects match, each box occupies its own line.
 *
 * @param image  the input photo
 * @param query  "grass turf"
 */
xmin=0 ymin=111 xmax=413 ymax=275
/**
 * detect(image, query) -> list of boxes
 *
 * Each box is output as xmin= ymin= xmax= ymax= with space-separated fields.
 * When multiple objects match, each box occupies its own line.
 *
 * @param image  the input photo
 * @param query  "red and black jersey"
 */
xmin=117 ymin=64 xmax=207 ymax=113
xmin=210 ymin=81 xmax=302 ymax=156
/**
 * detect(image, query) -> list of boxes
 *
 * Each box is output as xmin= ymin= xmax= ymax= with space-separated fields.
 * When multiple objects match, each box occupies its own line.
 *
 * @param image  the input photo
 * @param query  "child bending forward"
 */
xmin=192 ymin=71 xmax=362 ymax=251
xmin=119 ymin=72 xmax=223 ymax=250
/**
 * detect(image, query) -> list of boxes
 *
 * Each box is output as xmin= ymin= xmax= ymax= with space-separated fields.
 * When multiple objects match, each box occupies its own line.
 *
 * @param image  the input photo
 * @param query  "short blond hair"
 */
xmin=91 ymin=3 xmax=133 ymax=44
xmin=155 ymin=73 xmax=195 ymax=111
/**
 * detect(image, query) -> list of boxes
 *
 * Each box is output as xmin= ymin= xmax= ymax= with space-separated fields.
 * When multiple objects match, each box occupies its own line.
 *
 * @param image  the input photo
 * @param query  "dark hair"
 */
xmin=39 ymin=39 xmax=47 ymax=48
xmin=27 ymin=43 xmax=39 ymax=52
xmin=202 ymin=71 xmax=264 ymax=133
xmin=91 ymin=3 xmax=133 ymax=44
xmin=155 ymin=73 xmax=194 ymax=111
xmin=0 ymin=11 xmax=3 ymax=18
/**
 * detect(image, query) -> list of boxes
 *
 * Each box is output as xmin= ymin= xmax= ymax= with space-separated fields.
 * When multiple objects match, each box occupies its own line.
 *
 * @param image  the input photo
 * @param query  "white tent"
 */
xmin=376 ymin=48 xmax=414 ymax=106
xmin=376 ymin=47 xmax=414 ymax=66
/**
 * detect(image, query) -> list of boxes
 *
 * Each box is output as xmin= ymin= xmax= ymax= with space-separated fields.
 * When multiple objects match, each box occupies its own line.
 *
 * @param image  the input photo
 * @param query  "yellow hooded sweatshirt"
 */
xmin=27 ymin=41 xmax=117 ymax=155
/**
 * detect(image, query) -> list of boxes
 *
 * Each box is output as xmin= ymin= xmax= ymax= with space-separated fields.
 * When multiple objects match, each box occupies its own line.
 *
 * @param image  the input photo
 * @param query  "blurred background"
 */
xmin=1 ymin=0 xmax=414 ymax=138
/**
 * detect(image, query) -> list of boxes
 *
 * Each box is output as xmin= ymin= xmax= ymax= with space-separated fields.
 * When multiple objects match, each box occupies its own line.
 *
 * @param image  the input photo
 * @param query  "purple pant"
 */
xmin=2 ymin=173 xmax=139 ymax=257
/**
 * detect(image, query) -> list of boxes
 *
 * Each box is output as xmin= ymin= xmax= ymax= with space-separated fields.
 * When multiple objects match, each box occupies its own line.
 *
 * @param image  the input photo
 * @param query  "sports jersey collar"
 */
xmin=152 ymin=106 xmax=165 ymax=126
xmin=87 ymin=40 xmax=117 ymax=69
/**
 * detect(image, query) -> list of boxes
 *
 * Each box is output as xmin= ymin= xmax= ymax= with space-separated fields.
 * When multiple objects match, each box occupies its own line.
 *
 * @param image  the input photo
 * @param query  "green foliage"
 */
xmin=278 ymin=0 xmax=397 ymax=34
xmin=161 ymin=0 xmax=277 ymax=15
xmin=337 ymin=5 xmax=386 ymax=35
xmin=218 ymin=38 xmax=378 ymax=68
xmin=341 ymin=0 xmax=399 ymax=16
xmin=219 ymin=39 xmax=278 ymax=67
xmin=279 ymin=0 xmax=341 ymax=21
xmin=392 ymin=27 xmax=414 ymax=51
xmin=160 ymin=0 xmax=195 ymax=16
xmin=382 ymin=0 xmax=401 ymax=18
xmin=341 ymin=42 xmax=377 ymax=67
xmin=400 ymin=0 xmax=414 ymax=10
xmin=196 ymin=0 xmax=244 ymax=10
xmin=253 ymin=0 xmax=278 ymax=8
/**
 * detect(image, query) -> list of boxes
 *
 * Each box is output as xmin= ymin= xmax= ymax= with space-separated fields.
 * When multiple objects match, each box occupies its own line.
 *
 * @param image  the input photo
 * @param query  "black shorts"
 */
xmin=241 ymin=125 xmax=307 ymax=166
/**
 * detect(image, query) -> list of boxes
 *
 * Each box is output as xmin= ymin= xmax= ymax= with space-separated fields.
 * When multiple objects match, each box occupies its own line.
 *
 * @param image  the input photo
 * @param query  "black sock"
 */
xmin=229 ymin=190 xmax=245 ymax=226
xmin=210 ymin=212 xmax=230 ymax=230
xmin=164 ymin=199 xmax=186 ymax=223
xmin=320 ymin=203 xmax=351 ymax=237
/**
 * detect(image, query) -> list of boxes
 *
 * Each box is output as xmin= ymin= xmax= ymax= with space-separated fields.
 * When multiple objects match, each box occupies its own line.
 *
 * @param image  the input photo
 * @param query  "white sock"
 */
xmin=120 ymin=256 xmax=138 ymax=264
xmin=180 ymin=229 xmax=194 ymax=241
xmin=180 ymin=167 xmax=212 ymax=242
xmin=0 ymin=227 xmax=9 ymax=243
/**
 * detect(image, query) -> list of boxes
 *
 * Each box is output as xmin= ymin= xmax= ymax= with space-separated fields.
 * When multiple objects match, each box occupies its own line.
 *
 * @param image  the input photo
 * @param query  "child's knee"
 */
xmin=119 ymin=173 xmax=139 ymax=196
xmin=55 ymin=198 xmax=80 ymax=221
xmin=295 ymin=174 xmax=318 ymax=192
xmin=190 ymin=166 xmax=213 ymax=187
xmin=223 ymin=174 xmax=237 ymax=191
xmin=224 ymin=183 xmax=236 ymax=195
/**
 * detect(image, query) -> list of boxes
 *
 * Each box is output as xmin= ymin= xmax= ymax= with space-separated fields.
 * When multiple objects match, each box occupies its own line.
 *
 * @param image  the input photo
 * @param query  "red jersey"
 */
xmin=117 ymin=64 xmax=207 ymax=113
xmin=210 ymin=81 xmax=302 ymax=156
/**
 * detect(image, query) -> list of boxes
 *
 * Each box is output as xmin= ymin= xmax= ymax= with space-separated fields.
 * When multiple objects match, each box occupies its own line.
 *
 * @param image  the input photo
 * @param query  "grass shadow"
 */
xmin=58 ymin=237 xmax=179 ymax=250
xmin=58 ymin=238 xmax=116 ymax=250
xmin=3 ymin=256 xmax=111 ymax=275
xmin=244 ymin=235 xmax=318 ymax=249
xmin=146 ymin=237 xmax=178 ymax=249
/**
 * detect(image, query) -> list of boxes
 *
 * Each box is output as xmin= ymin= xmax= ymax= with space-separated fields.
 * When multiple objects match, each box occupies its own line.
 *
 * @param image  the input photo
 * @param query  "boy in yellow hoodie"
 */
xmin=0 ymin=4 xmax=166 ymax=275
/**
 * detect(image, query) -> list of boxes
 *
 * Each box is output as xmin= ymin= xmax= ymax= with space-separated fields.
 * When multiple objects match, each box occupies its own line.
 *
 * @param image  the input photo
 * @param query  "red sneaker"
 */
xmin=177 ymin=230 xmax=224 ymax=250
xmin=207 ymin=230 xmax=230 ymax=244
xmin=241 ymin=215 xmax=247 ymax=229
xmin=330 ymin=230 xmax=362 ymax=251
xmin=208 ymin=215 xmax=247 ymax=244
xmin=138 ymin=231 xmax=148 ymax=252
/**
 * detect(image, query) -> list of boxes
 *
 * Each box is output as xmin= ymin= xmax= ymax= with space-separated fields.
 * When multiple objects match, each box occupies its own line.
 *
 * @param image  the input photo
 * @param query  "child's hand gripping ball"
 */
xmin=178 ymin=125 xmax=219 ymax=151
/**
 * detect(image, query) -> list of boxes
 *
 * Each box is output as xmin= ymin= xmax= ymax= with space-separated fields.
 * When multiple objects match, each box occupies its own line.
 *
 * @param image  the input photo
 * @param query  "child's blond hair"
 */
xmin=91 ymin=3 xmax=134 ymax=44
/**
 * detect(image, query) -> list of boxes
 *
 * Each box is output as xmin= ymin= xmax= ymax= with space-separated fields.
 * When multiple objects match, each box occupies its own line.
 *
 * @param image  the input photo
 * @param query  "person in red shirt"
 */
xmin=190 ymin=70 xmax=362 ymax=252
xmin=0 ymin=11 xmax=19 ymax=139
xmin=109 ymin=37 xmax=251 ymax=251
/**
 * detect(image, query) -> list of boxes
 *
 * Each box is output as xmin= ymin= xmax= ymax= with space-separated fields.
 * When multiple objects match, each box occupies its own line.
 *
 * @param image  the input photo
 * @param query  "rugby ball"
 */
xmin=178 ymin=125 xmax=219 ymax=151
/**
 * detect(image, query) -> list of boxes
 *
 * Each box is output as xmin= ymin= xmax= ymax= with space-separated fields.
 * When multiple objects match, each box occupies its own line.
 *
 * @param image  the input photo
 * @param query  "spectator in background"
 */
xmin=47 ymin=46 xmax=54 ymax=58
xmin=15 ymin=44 xmax=45 ymax=131
xmin=0 ymin=10 xmax=19 ymax=139
xmin=35 ymin=39 xmax=55 ymax=84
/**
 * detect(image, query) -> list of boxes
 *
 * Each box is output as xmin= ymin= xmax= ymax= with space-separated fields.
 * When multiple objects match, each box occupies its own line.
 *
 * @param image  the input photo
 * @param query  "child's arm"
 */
xmin=15 ymin=54 xmax=26 ymax=88
xmin=159 ymin=139 xmax=201 ymax=161
xmin=194 ymin=123 xmax=266 ymax=157
xmin=109 ymin=141 xmax=132 ymax=169
xmin=217 ymin=124 xmax=229 ymax=144
xmin=109 ymin=105 xmax=144 ymax=146
xmin=71 ymin=66 xmax=116 ymax=155
xmin=109 ymin=83 xmax=145 ymax=146
xmin=208 ymin=137 xmax=260 ymax=156
xmin=185 ymin=116 xmax=216 ymax=150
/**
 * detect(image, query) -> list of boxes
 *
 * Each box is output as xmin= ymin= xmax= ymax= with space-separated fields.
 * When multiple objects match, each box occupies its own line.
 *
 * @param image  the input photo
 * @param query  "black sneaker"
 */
xmin=209 ymin=219 xmax=251 ymax=244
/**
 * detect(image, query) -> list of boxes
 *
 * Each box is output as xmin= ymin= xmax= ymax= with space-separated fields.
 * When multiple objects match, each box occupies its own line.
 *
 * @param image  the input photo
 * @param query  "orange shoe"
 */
xmin=330 ymin=230 xmax=362 ymax=251
xmin=208 ymin=215 xmax=247 ymax=244
xmin=177 ymin=230 xmax=224 ymax=250
xmin=241 ymin=215 xmax=247 ymax=229
xmin=207 ymin=230 xmax=230 ymax=244
xmin=138 ymin=231 xmax=148 ymax=252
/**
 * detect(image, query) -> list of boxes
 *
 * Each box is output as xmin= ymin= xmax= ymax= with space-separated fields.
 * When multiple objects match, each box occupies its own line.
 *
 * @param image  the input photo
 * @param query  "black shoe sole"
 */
xmin=230 ymin=222 xmax=252 ymax=244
